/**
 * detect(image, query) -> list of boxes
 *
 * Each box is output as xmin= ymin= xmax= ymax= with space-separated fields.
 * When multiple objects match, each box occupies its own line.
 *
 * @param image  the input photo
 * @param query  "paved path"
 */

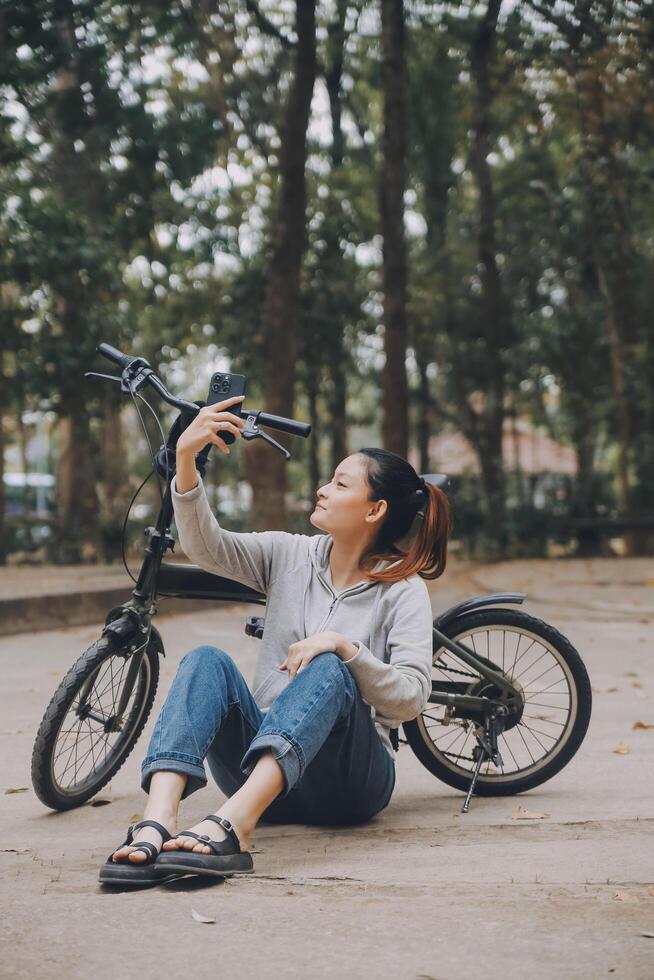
xmin=0 ymin=558 xmax=653 ymax=979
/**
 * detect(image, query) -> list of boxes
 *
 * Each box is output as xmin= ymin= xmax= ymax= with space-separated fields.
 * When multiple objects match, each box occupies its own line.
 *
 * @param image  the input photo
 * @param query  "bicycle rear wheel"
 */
xmin=31 ymin=628 xmax=161 ymax=810
xmin=403 ymin=608 xmax=592 ymax=795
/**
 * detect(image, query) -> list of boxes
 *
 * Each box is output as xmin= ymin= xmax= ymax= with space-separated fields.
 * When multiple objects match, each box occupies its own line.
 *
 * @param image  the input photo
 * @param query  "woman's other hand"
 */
xmin=278 ymin=631 xmax=351 ymax=680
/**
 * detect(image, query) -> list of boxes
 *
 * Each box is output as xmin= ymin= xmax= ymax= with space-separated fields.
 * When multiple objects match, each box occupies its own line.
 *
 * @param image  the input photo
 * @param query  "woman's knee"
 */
xmin=180 ymin=645 xmax=236 ymax=676
xmin=302 ymin=652 xmax=356 ymax=708
xmin=310 ymin=651 xmax=355 ymax=689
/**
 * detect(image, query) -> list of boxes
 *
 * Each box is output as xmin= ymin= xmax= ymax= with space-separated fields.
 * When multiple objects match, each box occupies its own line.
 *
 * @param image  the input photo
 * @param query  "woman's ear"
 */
xmin=366 ymin=499 xmax=387 ymax=524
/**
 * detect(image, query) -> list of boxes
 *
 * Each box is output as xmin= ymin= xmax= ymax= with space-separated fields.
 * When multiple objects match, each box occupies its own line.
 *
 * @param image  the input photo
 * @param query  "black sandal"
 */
xmin=98 ymin=819 xmax=185 ymax=886
xmin=156 ymin=814 xmax=254 ymax=878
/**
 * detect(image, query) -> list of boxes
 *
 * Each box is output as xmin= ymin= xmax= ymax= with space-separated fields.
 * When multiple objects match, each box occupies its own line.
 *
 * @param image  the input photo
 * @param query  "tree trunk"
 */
xmin=99 ymin=389 xmax=128 ymax=521
xmin=53 ymin=388 xmax=100 ymax=562
xmin=246 ymin=0 xmax=317 ymax=530
xmin=469 ymin=0 xmax=509 ymax=556
xmin=380 ymin=0 xmax=409 ymax=457
xmin=415 ymin=354 xmax=431 ymax=474
xmin=325 ymin=0 xmax=349 ymax=475
xmin=0 ymin=348 xmax=5 ymax=565
xmin=306 ymin=367 xmax=321 ymax=507
xmin=328 ymin=346 xmax=349 ymax=475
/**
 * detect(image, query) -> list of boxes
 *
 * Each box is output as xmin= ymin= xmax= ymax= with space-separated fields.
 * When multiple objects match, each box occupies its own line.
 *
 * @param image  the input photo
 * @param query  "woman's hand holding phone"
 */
xmin=175 ymin=395 xmax=246 ymax=492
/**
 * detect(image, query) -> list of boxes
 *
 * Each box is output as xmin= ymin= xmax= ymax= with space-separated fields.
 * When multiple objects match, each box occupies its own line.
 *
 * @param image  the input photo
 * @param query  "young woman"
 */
xmin=99 ymin=396 xmax=451 ymax=885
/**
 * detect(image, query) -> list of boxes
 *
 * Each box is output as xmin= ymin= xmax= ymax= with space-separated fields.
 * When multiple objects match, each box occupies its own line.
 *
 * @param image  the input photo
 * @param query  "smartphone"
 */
xmin=205 ymin=372 xmax=247 ymax=446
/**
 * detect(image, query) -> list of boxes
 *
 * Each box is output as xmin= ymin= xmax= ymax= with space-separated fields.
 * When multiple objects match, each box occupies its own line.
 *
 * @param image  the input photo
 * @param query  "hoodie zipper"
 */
xmin=313 ymin=572 xmax=374 ymax=633
xmin=304 ymin=534 xmax=384 ymax=638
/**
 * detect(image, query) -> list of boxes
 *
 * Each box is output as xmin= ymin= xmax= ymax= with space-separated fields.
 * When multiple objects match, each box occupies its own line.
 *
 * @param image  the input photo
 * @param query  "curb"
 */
xmin=0 ymin=589 xmax=225 ymax=638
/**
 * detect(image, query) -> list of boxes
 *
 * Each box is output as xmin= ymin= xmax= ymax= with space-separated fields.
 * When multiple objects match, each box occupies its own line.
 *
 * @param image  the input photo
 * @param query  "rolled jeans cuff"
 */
xmin=141 ymin=751 xmax=207 ymax=800
xmin=239 ymin=732 xmax=303 ymax=798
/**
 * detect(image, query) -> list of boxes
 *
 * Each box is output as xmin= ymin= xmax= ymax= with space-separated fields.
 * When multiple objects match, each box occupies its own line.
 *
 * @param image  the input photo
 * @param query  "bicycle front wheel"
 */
xmin=31 ymin=628 xmax=161 ymax=810
xmin=403 ymin=608 xmax=592 ymax=796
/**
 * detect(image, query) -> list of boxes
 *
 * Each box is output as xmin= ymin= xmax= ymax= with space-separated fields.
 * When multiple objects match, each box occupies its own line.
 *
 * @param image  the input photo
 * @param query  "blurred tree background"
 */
xmin=1 ymin=0 xmax=652 ymax=566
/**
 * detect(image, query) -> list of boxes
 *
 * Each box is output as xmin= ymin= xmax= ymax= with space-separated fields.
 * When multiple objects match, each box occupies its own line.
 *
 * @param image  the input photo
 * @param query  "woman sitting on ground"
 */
xmin=100 ymin=396 xmax=451 ymax=885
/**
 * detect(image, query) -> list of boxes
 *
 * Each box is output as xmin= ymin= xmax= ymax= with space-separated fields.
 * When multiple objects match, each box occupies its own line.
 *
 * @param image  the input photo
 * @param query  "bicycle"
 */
xmin=31 ymin=343 xmax=592 ymax=814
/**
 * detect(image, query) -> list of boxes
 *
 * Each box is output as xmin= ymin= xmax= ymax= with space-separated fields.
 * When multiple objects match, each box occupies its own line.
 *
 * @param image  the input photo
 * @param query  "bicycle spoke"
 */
xmin=522 ymin=714 xmax=565 ymax=728
xmin=509 ymin=637 xmax=538 ymax=680
xmin=519 ymin=721 xmax=558 ymax=742
xmin=525 ymin=674 xmax=569 ymax=696
xmin=512 ymin=647 xmax=549 ymax=682
xmin=500 ymin=731 xmax=522 ymax=771
xmin=521 ymin=661 xmax=563 ymax=689
xmin=515 ymin=723 xmax=537 ymax=765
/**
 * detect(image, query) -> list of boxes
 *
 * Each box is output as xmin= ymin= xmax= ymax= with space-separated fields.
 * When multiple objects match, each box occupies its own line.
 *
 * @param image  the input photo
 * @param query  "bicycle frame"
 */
xmin=98 ymin=408 xmax=527 ymax=731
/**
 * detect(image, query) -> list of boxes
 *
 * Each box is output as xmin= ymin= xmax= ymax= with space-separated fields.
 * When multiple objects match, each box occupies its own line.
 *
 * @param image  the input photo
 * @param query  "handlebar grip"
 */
xmin=257 ymin=412 xmax=311 ymax=438
xmin=97 ymin=343 xmax=133 ymax=368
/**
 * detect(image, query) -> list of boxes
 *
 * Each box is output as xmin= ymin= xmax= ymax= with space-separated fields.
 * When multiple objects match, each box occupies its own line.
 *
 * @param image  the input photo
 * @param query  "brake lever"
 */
xmin=84 ymin=371 xmax=122 ymax=384
xmin=241 ymin=413 xmax=291 ymax=460
xmin=88 ymin=355 xmax=154 ymax=390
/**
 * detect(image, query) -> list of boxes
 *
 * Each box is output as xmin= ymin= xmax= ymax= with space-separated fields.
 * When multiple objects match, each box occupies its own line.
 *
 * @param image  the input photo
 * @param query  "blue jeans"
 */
xmin=140 ymin=645 xmax=396 ymax=826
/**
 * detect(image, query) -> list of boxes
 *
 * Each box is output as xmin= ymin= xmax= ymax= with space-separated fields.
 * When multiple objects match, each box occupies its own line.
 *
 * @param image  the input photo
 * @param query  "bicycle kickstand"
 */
xmin=461 ymin=710 xmax=505 ymax=814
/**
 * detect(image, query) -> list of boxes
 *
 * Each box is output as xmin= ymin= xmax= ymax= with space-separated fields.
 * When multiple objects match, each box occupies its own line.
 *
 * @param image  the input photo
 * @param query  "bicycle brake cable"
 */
xmin=120 ymin=385 xmax=170 ymax=582
xmin=120 ymin=468 xmax=156 ymax=583
xmin=128 ymin=386 xmax=169 ymax=503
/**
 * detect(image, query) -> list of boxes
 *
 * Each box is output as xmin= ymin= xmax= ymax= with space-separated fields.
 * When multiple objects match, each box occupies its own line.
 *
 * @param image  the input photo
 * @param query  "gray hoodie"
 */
xmin=170 ymin=473 xmax=434 ymax=759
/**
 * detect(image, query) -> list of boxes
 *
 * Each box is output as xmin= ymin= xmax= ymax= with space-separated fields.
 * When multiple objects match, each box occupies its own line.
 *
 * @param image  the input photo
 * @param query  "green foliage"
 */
xmin=1 ymin=0 xmax=653 ymax=563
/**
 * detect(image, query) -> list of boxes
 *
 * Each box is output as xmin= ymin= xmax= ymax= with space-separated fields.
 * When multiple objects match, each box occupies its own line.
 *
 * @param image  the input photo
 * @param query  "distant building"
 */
xmin=409 ymin=418 xmax=579 ymax=477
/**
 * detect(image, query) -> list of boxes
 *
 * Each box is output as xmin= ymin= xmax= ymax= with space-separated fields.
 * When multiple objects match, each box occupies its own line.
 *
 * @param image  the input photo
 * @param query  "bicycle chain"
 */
xmin=442 ymin=750 xmax=477 ymax=762
xmin=433 ymin=659 xmax=478 ymax=679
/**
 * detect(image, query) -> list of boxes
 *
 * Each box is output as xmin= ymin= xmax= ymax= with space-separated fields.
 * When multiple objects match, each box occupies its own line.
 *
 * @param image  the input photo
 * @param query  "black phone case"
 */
xmin=205 ymin=372 xmax=247 ymax=446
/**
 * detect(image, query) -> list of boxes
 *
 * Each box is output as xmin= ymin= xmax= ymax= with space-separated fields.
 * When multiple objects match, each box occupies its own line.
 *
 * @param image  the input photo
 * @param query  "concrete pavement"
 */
xmin=0 ymin=557 xmax=653 ymax=979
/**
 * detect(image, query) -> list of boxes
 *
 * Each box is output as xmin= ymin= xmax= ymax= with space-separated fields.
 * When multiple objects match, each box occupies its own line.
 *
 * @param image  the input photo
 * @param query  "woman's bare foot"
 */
xmin=162 ymin=811 xmax=250 ymax=854
xmin=111 ymin=813 xmax=178 ymax=863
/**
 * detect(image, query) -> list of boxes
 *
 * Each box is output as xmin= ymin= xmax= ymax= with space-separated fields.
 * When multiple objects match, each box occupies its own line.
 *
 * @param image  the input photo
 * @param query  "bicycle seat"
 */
xmin=420 ymin=473 xmax=450 ymax=493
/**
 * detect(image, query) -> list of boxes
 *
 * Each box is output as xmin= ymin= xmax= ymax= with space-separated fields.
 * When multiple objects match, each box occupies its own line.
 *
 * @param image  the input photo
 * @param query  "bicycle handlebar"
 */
xmin=96 ymin=342 xmax=311 ymax=439
xmin=249 ymin=410 xmax=311 ymax=438
xmin=98 ymin=342 xmax=135 ymax=371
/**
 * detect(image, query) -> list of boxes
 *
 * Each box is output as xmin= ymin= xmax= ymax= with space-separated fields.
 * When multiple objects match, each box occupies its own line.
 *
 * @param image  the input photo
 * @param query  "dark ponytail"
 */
xmin=355 ymin=447 xmax=452 ymax=584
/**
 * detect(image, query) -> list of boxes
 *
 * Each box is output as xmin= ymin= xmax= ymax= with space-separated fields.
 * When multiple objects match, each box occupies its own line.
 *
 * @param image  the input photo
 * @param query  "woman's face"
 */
xmin=309 ymin=453 xmax=387 ymax=538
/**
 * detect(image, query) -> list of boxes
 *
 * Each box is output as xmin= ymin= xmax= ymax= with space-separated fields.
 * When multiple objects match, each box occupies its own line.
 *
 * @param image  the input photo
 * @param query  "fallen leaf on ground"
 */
xmin=614 ymin=890 xmax=639 ymax=903
xmin=624 ymin=672 xmax=639 ymax=677
xmin=632 ymin=681 xmax=643 ymax=688
xmin=612 ymin=742 xmax=630 ymax=755
xmin=641 ymin=932 xmax=654 ymax=939
xmin=129 ymin=813 xmax=143 ymax=823
xmin=649 ymin=886 xmax=654 ymax=897
xmin=4 ymin=787 xmax=29 ymax=794
xmin=0 ymin=847 xmax=31 ymax=853
xmin=633 ymin=721 xmax=654 ymax=730
xmin=191 ymin=908 xmax=216 ymax=924
xmin=511 ymin=805 xmax=550 ymax=820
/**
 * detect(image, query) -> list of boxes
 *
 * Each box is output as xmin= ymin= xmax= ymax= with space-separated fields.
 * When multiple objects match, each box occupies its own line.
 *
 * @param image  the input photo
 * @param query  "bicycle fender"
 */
xmin=433 ymin=592 xmax=526 ymax=631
